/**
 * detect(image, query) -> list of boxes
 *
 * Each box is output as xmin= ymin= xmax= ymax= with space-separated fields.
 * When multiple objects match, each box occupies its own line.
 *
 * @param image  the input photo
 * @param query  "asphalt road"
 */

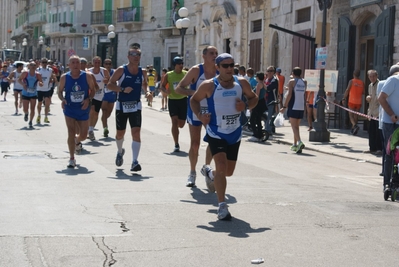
xmin=0 ymin=94 xmax=398 ymax=267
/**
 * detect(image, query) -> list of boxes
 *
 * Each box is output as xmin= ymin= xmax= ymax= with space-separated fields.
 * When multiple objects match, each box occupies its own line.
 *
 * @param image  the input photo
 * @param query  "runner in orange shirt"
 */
xmin=342 ymin=70 xmax=364 ymax=135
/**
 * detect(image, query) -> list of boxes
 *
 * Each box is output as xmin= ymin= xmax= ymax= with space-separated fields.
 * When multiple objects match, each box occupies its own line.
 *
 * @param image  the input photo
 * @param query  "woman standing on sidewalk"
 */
xmin=280 ymin=67 xmax=307 ymax=153
xmin=248 ymin=72 xmax=267 ymax=142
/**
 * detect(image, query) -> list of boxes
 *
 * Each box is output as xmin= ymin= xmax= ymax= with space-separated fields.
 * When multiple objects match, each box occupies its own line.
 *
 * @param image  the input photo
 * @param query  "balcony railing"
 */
xmin=117 ymin=7 xmax=143 ymax=23
xmin=29 ymin=13 xmax=47 ymax=25
xmin=91 ymin=10 xmax=114 ymax=25
xmin=156 ymin=12 xmax=177 ymax=29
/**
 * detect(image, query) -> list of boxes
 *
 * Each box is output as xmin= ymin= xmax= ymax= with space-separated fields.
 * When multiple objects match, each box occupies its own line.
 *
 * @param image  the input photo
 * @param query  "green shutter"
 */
xmin=132 ymin=0 xmax=140 ymax=20
xmin=104 ymin=0 xmax=113 ymax=24
xmin=70 ymin=11 xmax=74 ymax=24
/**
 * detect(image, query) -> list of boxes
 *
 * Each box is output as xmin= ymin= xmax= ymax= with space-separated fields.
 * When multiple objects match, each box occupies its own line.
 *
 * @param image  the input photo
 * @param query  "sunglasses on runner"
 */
xmin=129 ymin=52 xmax=141 ymax=57
xmin=220 ymin=63 xmax=235 ymax=69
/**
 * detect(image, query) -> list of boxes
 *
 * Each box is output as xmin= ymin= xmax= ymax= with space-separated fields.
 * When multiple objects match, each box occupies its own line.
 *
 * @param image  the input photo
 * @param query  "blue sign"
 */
xmin=315 ymin=47 xmax=327 ymax=70
xmin=83 ymin=36 xmax=89 ymax=50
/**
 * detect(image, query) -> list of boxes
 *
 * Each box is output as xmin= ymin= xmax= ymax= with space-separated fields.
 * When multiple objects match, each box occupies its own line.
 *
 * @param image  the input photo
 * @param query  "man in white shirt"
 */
xmin=36 ymin=58 xmax=57 ymax=124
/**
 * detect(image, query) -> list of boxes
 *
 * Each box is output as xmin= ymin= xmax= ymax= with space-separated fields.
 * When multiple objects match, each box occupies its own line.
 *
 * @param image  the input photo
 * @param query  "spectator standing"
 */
xmin=276 ymin=68 xmax=285 ymax=108
xmin=264 ymin=66 xmax=278 ymax=134
xmin=378 ymin=64 xmax=399 ymax=192
xmin=365 ymin=69 xmax=381 ymax=153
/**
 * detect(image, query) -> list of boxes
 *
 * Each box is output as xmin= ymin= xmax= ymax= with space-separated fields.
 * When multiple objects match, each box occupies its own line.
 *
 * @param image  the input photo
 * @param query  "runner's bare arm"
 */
xmin=37 ymin=73 xmax=44 ymax=87
xmin=103 ymin=69 xmax=110 ymax=84
xmin=175 ymin=66 xmax=200 ymax=96
xmin=161 ymin=73 xmax=169 ymax=95
xmin=141 ymin=69 xmax=150 ymax=95
xmin=7 ymin=72 xmax=14 ymax=82
xmin=18 ymin=72 xmax=27 ymax=89
xmin=106 ymin=67 xmax=124 ymax=92
xmin=343 ymin=80 xmax=352 ymax=101
xmin=190 ymin=80 xmax=213 ymax=125
xmin=57 ymin=74 xmax=67 ymax=109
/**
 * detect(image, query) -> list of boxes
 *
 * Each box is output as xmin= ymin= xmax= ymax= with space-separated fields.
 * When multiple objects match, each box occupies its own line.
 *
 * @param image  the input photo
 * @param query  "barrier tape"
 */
xmin=321 ymin=96 xmax=378 ymax=121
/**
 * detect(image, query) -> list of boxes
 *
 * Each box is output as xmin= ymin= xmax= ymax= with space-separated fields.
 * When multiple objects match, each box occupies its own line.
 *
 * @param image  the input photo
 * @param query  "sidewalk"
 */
xmin=149 ymin=94 xmax=383 ymax=166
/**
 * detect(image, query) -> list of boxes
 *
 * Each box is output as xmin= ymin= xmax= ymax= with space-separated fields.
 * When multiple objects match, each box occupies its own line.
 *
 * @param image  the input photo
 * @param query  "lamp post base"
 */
xmin=309 ymin=121 xmax=330 ymax=142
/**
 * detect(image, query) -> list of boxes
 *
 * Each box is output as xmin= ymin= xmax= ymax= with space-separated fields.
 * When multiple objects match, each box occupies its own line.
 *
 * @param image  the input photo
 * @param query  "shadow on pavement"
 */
xmin=18 ymin=126 xmax=39 ymax=131
xmin=98 ymin=137 xmax=116 ymax=142
xmin=55 ymin=165 xmax=94 ymax=175
xmin=180 ymin=187 xmax=237 ymax=206
xmin=84 ymin=141 xmax=111 ymax=148
xmin=164 ymin=151 xmax=189 ymax=157
xmin=107 ymin=169 xmax=153 ymax=182
xmin=197 ymin=216 xmax=271 ymax=238
xmin=34 ymin=124 xmax=51 ymax=128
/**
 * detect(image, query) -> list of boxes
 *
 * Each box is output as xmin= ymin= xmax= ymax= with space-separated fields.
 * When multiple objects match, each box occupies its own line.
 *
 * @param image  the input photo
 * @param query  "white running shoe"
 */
xmin=186 ymin=173 xmax=196 ymax=187
xmin=88 ymin=131 xmax=95 ymax=141
xmin=75 ymin=142 xmax=83 ymax=154
xmin=201 ymin=165 xmax=215 ymax=193
xmin=217 ymin=203 xmax=232 ymax=220
xmin=67 ymin=159 xmax=76 ymax=168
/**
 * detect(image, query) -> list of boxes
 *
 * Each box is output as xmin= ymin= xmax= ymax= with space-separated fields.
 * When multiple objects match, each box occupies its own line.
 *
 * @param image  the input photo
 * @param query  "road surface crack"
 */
xmin=92 ymin=236 xmax=117 ymax=267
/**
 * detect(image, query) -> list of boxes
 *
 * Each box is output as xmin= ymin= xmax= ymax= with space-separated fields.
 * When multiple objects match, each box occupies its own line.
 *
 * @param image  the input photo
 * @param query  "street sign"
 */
xmin=67 ymin=49 xmax=75 ymax=57
xmin=315 ymin=47 xmax=327 ymax=70
xmin=45 ymin=46 xmax=50 ymax=52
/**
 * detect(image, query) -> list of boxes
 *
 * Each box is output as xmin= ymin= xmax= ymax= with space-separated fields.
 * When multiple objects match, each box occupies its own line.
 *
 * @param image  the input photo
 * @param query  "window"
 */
xmin=296 ymin=7 xmax=311 ymax=24
xmin=251 ymin=19 xmax=262 ymax=32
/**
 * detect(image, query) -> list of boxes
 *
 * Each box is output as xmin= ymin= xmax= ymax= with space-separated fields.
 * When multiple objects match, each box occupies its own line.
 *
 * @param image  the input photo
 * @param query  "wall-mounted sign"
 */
xmin=83 ymin=36 xmax=89 ymax=50
xmin=98 ymin=35 xmax=111 ymax=43
xmin=350 ymin=0 xmax=381 ymax=8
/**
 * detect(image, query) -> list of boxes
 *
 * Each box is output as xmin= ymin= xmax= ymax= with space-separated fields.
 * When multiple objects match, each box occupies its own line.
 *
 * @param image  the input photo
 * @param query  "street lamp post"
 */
xmin=309 ymin=0 xmax=332 ymax=142
xmin=175 ymin=7 xmax=190 ymax=57
xmin=38 ymin=36 xmax=44 ymax=59
xmin=107 ymin=24 xmax=116 ymax=68
xmin=22 ymin=38 xmax=28 ymax=61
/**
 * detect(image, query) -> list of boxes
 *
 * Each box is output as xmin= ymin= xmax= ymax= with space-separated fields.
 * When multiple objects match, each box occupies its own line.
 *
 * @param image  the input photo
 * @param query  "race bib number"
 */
xmin=122 ymin=101 xmax=137 ymax=113
xmin=173 ymin=82 xmax=179 ymax=89
xmin=27 ymin=87 xmax=36 ymax=94
xmin=193 ymin=106 xmax=208 ymax=121
xmin=96 ymin=88 xmax=103 ymax=95
xmin=71 ymin=91 xmax=85 ymax=103
xmin=221 ymin=114 xmax=240 ymax=130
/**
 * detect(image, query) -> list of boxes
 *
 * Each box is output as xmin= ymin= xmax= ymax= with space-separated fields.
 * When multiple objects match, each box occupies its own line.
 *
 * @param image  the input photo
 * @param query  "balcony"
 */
xmin=64 ymin=24 xmax=93 ymax=37
xmin=91 ymin=10 xmax=115 ymax=31
xmin=117 ymin=7 xmax=143 ymax=23
xmin=43 ymin=23 xmax=62 ymax=37
xmin=28 ymin=13 xmax=47 ymax=25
